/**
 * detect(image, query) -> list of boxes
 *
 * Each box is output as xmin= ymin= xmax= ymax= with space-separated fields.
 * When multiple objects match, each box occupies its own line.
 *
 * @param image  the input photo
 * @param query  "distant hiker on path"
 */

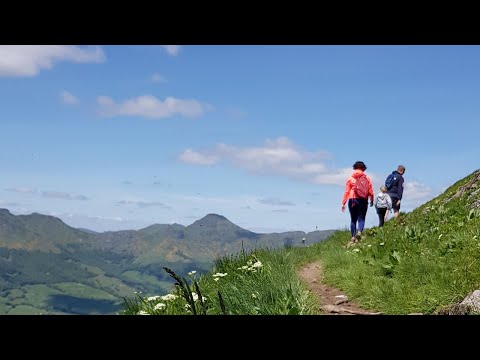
xmin=385 ymin=165 xmax=406 ymax=219
xmin=374 ymin=185 xmax=392 ymax=227
xmin=341 ymin=161 xmax=374 ymax=245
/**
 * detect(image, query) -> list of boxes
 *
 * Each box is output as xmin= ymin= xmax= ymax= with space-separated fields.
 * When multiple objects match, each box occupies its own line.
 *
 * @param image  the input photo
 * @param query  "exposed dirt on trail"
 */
xmin=298 ymin=261 xmax=382 ymax=315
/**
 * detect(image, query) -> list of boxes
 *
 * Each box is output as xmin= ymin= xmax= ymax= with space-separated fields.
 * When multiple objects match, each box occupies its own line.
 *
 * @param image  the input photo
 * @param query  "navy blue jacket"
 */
xmin=387 ymin=171 xmax=404 ymax=200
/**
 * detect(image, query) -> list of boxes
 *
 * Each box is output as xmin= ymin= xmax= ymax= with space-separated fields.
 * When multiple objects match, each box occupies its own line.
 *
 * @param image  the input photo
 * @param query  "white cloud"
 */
xmin=4 ymin=187 xmax=36 ymax=194
xmin=178 ymin=137 xmax=357 ymax=185
xmin=4 ymin=187 xmax=88 ymax=201
xmin=116 ymin=200 xmax=171 ymax=209
xmin=258 ymin=197 xmax=296 ymax=206
xmin=403 ymin=181 xmax=432 ymax=201
xmin=60 ymin=90 xmax=79 ymax=105
xmin=0 ymin=45 xmax=105 ymax=77
xmin=0 ymin=200 xmax=20 ymax=207
xmin=160 ymin=45 xmax=181 ymax=56
xmin=151 ymin=73 xmax=167 ymax=83
xmin=41 ymin=191 xmax=89 ymax=201
xmin=395 ymin=181 xmax=435 ymax=211
xmin=97 ymin=95 xmax=213 ymax=119
xmin=179 ymin=149 xmax=219 ymax=165
xmin=311 ymin=168 xmax=355 ymax=186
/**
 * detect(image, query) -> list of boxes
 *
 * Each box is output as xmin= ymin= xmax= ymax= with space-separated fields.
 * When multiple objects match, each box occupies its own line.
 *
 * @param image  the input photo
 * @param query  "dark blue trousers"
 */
xmin=348 ymin=198 xmax=368 ymax=237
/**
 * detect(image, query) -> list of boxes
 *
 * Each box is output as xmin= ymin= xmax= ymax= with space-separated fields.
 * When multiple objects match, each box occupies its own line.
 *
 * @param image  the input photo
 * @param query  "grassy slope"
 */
xmin=297 ymin=169 xmax=480 ymax=314
xmin=124 ymin=169 xmax=480 ymax=315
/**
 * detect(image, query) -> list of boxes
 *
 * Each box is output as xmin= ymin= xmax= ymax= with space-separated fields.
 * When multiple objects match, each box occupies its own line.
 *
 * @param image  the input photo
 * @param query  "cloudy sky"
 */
xmin=0 ymin=45 xmax=478 ymax=233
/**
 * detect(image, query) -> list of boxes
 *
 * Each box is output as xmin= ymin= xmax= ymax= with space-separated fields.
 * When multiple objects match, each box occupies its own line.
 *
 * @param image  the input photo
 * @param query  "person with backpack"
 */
xmin=341 ymin=161 xmax=374 ymax=245
xmin=384 ymin=165 xmax=406 ymax=219
xmin=374 ymin=185 xmax=392 ymax=227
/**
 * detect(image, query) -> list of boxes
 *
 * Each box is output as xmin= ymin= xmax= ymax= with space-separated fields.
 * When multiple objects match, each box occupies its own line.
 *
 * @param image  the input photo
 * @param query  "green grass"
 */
xmin=121 ymin=271 xmax=172 ymax=292
xmin=123 ymin=248 xmax=318 ymax=315
xmin=7 ymin=288 xmax=24 ymax=300
xmin=86 ymin=274 xmax=138 ymax=298
xmin=21 ymin=284 xmax=63 ymax=307
xmin=7 ymin=305 xmax=47 ymax=315
xmin=0 ymin=298 xmax=11 ymax=314
xmin=51 ymin=282 xmax=118 ymax=301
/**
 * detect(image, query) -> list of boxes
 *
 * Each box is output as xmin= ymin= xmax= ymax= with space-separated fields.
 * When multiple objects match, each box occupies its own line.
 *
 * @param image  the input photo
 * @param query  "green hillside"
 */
xmin=125 ymin=169 xmax=480 ymax=315
xmin=312 ymin=168 xmax=480 ymax=314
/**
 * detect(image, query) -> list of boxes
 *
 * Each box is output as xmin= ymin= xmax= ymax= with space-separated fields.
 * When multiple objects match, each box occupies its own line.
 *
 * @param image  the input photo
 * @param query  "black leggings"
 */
xmin=376 ymin=208 xmax=387 ymax=227
xmin=348 ymin=198 xmax=368 ymax=237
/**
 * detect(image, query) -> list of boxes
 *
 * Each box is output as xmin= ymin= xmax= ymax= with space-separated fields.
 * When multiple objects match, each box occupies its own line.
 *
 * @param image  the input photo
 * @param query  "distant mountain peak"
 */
xmin=202 ymin=213 xmax=229 ymax=221
xmin=0 ymin=208 xmax=12 ymax=216
xmin=192 ymin=214 xmax=233 ymax=227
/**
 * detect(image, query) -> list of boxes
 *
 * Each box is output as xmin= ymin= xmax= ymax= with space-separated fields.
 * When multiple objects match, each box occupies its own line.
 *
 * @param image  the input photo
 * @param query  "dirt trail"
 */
xmin=298 ymin=261 xmax=382 ymax=315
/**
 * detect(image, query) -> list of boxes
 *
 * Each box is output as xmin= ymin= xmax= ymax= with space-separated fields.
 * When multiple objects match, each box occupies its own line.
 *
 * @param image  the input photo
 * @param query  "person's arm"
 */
xmin=397 ymin=176 xmax=404 ymax=201
xmin=387 ymin=194 xmax=392 ymax=211
xmin=368 ymin=176 xmax=374 ymax=205
xmin=341 ymin=178 xmax=351 ymax=211
xmin=373 ymin=195 xmax=378 ymax=208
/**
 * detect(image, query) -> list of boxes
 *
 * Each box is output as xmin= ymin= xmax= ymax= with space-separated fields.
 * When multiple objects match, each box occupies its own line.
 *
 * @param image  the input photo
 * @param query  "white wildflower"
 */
xmin=352 ymin=248 xmax=360 ymax=253
xmin=438 ymin=234 xmax=443 ymax=240
xmin=251 ymin=261 xmax=263 ymax=268
xmin=185 ymin=304 xmax=191 ymax=310
xmin=154 ymin=303 xmax=166 ymax=310
xmin=237 ymin=265 xmax=249 ymax=270
xmin=137 ymin=310 xmax=149 ymax=315
xmin=192 ymin=292 xmax=199 ymax=302
xmin=147 ymin=296 xmax=161 ymax=302
xmin=202 ymin=297 xmax=207 ymax=302
xmin=188 ymin=270 xmax=197 ymax=276
xmin=379 ymin=242 xmax=385 ymax=246
xmin=252 ymin=293 xmax=257 ymax=299
xmin=214 ymin=277 xmax=220 ymax=282
xmin=367 ymin=244 xmax=372 ymax=248
xmin=212 ymin=272 xmax=228 ymax=277
xmin=161 ymin=294 xmax=177 ymax=301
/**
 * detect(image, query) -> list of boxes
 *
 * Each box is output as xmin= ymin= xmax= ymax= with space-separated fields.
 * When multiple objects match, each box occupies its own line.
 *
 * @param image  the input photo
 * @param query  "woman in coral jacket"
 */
xmin=341 ymin=161 xmax=374 ymax=245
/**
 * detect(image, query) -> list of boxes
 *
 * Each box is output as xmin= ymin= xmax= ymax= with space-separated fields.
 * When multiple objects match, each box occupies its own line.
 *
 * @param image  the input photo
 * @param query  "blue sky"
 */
xmin=0 ymin=45 xmax=478 ymax=233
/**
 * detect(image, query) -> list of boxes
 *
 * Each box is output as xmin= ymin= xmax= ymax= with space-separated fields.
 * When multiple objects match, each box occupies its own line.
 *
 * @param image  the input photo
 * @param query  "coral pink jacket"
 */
xmin=341 ymin=169 xmax=374 ymax=206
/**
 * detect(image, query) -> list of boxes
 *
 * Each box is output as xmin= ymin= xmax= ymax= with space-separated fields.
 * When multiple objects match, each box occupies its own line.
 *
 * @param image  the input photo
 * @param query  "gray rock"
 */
xmin=460 ymin=290 xmax=480 ymax=313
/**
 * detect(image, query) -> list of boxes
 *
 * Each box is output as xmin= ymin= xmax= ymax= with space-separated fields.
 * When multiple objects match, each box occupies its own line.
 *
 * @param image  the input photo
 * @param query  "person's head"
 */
xmin=353 ymin=161 xmax=367 ymax=171
xmin=397 ymin=165 xmax=406 ymax=175
xmin=380 ymin=185 xmax=387 ymax=193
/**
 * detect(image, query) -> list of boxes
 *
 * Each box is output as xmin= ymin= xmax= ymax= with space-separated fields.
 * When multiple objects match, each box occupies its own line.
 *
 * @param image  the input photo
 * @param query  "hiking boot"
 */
xmin=346 ymin=237 xmax=356 ymax=248
xmin=355 ymin=231 xmax=362 ymax=243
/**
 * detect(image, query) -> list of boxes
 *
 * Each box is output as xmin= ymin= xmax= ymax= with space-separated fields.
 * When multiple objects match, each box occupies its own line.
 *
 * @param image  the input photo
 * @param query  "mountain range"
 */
xmin=0 ymin=209 xmax=335 ymax=315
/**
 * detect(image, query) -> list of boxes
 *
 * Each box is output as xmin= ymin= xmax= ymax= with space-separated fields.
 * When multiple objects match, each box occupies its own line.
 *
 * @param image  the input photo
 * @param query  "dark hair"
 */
xmin=353 ymin=161 xmax=367 ymax=171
